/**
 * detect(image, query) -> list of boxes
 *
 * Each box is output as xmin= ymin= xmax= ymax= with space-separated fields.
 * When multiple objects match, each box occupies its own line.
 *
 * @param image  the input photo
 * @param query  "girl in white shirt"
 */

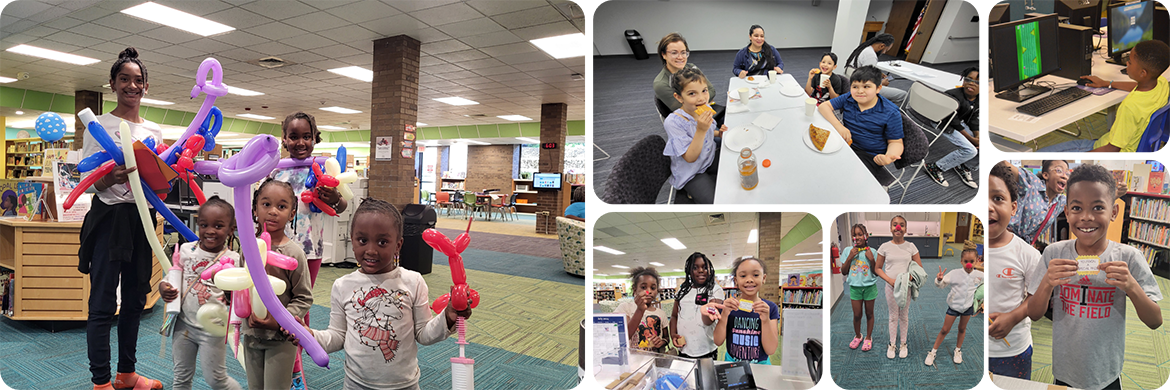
xmin=925 ymin=249 xmax=984 ymax=366
xmin=874 ymin=215 xmax=922 ymax=360
xmin=670 ymin=253 xmax=725 ymax=359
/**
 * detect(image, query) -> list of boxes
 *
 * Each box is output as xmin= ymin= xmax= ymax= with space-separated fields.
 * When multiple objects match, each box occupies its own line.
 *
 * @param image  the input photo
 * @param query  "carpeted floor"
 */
xmin=1028 ymin=275 xmax=1170 ymax=389
xmin=593 ymin=48 xmax=979 ymax=204
xmin=433 ymin=212 xmax=557 ymax=239
xmin=830 ymin=245 xmax=985 ymax=389
xmin=0 ymin=227 xmax=582 ymax=389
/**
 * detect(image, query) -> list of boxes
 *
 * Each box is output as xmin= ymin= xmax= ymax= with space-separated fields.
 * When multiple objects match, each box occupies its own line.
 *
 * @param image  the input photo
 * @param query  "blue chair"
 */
xmin=1136 ymin=100 xmax=1170 ymax=152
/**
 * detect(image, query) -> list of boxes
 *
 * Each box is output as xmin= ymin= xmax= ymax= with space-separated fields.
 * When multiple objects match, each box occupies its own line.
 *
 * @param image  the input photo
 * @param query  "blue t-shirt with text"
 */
xmin=725 ymin=298 xmax=780 ymax=362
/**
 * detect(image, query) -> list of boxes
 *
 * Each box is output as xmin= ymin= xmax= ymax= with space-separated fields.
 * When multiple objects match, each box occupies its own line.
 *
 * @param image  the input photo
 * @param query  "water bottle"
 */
xmin=738 ymin=147 xmax=758 ymax=191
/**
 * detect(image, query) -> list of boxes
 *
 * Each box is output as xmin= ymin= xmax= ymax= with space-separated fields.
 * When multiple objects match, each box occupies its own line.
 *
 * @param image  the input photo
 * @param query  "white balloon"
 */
xmin=214 ymin=267 xmax=253 ymax=291
xmin=196 ymin=303 xmax=230 ymax=337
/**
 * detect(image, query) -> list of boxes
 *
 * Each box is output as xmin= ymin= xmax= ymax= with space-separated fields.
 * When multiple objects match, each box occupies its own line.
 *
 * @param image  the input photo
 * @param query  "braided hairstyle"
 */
xmin=845 ymin=33 xmax=894 ymax=70
xmin=675 ymin=252 xmax=715 ymax=300
xmin=199 ymin=195 xmax=237 ymax=250
xmin=252 ymin=178 xmax=297 ymax=237
xmin=851 ymin=223 xmax=869 ymax=247
xmin=349 ymin=197 xmax=404 ymax=241
xmin=281 ymin=111 xmax=323 ymax=144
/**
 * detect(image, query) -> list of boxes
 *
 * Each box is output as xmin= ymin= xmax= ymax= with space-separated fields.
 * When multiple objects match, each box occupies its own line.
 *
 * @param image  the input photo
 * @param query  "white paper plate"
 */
xmin=723 ymin=126 xmax=766 ymax=152
xmin=780 ymin=86 xmax=805 ymax=97
xmin=744 ymin=75 xmax=766 ymax=84
xmin=803 ymin=125 xmax=843 ymax=154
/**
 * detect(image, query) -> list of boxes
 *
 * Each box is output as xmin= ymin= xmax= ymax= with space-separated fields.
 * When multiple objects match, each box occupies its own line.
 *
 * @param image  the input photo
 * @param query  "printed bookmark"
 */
xmin=1077 ymin=255 xmax=1100 ymax=275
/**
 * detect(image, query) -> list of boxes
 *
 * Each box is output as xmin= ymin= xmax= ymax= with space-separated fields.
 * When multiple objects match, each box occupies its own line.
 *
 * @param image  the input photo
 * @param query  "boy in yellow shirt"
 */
xmin=1038 ymin=40 xmax=1169 ymax=152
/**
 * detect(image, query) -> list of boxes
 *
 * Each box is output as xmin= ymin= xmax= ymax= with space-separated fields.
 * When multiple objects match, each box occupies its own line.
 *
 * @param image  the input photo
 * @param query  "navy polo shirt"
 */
xmin=829 ymin=92 xmax=903 ymax=155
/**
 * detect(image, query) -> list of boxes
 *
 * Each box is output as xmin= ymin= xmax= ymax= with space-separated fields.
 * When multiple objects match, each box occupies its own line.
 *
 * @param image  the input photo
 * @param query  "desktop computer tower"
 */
xmin=1054 ymin=23 xmax=1096 ymax=81
xmin=1055 ymin=0 xmax=1102 ymax=29
xmin=1155 ymin=4 xmax=1169 ymax=46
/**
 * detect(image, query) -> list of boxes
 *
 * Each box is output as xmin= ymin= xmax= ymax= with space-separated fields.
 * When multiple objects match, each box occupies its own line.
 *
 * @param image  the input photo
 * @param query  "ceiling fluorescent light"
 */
xmin=327 ymin=66 xmax=373 ymax=82
xmin=122 ymin=2 xmax=235 ymax=36
xmin=462 ymin=139 xmax=490 ymax=145
xmin=516 ymin=137 xmax=539 ymax=143
xmin=14 ymin=111 xmax=23 ymax=115
xmin=795 ymin=252 xmax=823 ymax=256
xmin=140 ymin=98 xmax=174 ymax=105
xmin=593 ymin=246 xmax=625 ymax=255
xmin=225 ymin=84 xmax=263 ymax=96
xmin=320 ymin=106 xmax=361 ymax=114
xmin=238 ymin=113 xmax=274 ymax=120
xmin=612 ymin=265 xmax=630 ymax=269
xmin=649 ymin=262 xmax=664 ymax=266
xmin=433 ymin=97 xmax=479 ymax=106
xmin=530 ymin=33 xmax=586 ymax=59
xmin=318 ymin=125 xmax=346 ymax=130
xmin=417 ymin=122 xmax=428 ymax=126
xmin=782 ymin=259 xmax=823 ymax=263
xmin=497 ymin=115 xmax=532 ymax=121
xmin=6 ymin=44 xmax=100 ymax=65
xmin=0 ymin=77 xmax=16 ymax=83
xmin=661 ymin=238 xmax=686 ymax=250
xmin=747 ymin=229 xmax=758 ymax=244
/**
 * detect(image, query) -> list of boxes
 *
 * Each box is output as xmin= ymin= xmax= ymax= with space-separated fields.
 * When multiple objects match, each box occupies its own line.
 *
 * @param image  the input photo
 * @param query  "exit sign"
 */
xmin=541 ymin=142 xmax=558 ymax=149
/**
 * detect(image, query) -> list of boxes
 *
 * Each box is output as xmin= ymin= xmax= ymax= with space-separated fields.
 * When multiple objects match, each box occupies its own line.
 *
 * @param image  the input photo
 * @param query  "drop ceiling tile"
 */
xmin=3 ymin=1 xmax=52 ymax=19
xmin=284 ymin=11 xmax=351 ymax=32
xmin=114 ymin=34 xmax=170 ymax=51
xmin=457 ymin=57 xmax=504 ymax=69
xmin=204 ymin=8 xmax=274 ymax=30
xmin=433 ymin=49 xmax=489 ymax=64
xmin=508 ymin=20 xmax=579 ymax=41
xmin=0 ymin=18 xmax=35 ymax=36
xmin=511 ymin=60 xmax=564 ymax=72
xmin=153 ymin=0 xmax=234 ymax=17
xmin=356 ymin=13 xmax=426 ymax=38
xmin=215 ymin=46 xmax=259 ymax=62
xmin=249 ymin=21 xmax=308 ymax=41
xmin=420 ymin=39 xmax=470 ymax=55
xmin=490 ymin=6 xmax=564 ymax=30
xmin=240 ymin=1 xmax=318 ymax=21
xmin=249 ymin=41 xmax=303 ymax=56
xmin=407 ymin=2 xmax=481 ymax=26
xmin=143 ymin=26 xmax=202 ymax=45
xmin=25 ymin=6 xmax=73 ymax=24
xmin=496 ymin=51 xmax=552 ymax=65
xmin=557 ymin=56 xmax=584 ymax=67
xmin=434 ymin=71 xmax=480 ymax=81
xmin=487 ymin=73 xmax=533 ymax=83
xmin=305 ymin=59 xmax=349 ymax=71
xmin=434 ymin=17 xmax=504 ymax=38
xmin=418 ymin=55 xmax=443 ymax=66
xmin=211 ymin=31 xmax=269 ymax=47
xmin=384 ymin=0 xmax=464 ymax=14
xmin=422 ymin=63 xmax=464 ymax=74
xmin=343 ymin=39 xmax=373 ymax=53
xmin=93 ymin=12 xmax=159 ymax=34
xmin=39 ymin=16 xmax=85 ymax=30
xmin=472 ymin=65 xmax=518 ymax=77
xmin=323 ymin=0 xmax=401 ymax=24
xmin=465 ymin=0 xmax=548 ymax=16
xmin=277 ymin=33 xmax=337 ymax=51
xmin=455 ymin=30 xmax=523 ymax=49
xmin=277 ymin=49 xmax=327 ymax=65
xmin=311 ymin=42 xmax=363 ymax=58
xmin=316 ymin=24 xmax=380 ymax=43
xmin=336 ymin=54 xmax=371 ymax=66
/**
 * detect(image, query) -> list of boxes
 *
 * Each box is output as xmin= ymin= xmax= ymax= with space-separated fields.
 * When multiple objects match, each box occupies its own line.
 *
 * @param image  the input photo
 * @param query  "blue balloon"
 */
xmin=35 ymin=112 xmax=67 ymax=142
xmin=78 ymin=151 xmax=112 ymax=172
xmin=336 ymin=146 xmax=347 ymax=173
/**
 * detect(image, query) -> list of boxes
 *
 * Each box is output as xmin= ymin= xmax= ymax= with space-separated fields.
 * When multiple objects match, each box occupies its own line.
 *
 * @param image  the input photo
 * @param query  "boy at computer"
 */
xmin=1026 ymin=163 xmax=1162 ymax=389
xmin=1039 ymin=40 xmax=1169 ymax=152
xmin=818 ymin=66 xmax=903 ymax=186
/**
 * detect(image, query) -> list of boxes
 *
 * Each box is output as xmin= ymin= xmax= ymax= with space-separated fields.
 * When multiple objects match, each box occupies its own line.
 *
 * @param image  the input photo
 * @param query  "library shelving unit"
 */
xmin=439 ymin=177 xmax=465 ymax=192
xmin=782 ymin=286 xmax=823 ymax=309
xmin=4 ymin=138 xmax=71 ymax=179
xmin=1124 ymin=191 xmax=1170 ymax=278
xmin=512 ymin=178 xmax=539 ymax=212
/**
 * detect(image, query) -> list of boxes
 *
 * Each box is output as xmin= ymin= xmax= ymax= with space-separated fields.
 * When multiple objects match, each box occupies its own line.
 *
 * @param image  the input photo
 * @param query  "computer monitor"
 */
xmin=990 ymin=3 xmax=1011 ymax=25
xmin=1107 ymin=0 xmax=1155 ymax=64
xmin=532 ymin=172 xmax=562 ymax=190
xmin=990 ymin=13 xmax=1062 ymax=101
xmin=1056 ymin=0 xmax=1103 ymax=29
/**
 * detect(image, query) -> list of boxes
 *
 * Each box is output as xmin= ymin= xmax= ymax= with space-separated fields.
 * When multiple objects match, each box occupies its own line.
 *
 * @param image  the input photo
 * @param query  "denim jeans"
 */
xmin=935 ymin=127 xmax=978 ymax=171
xmin=1037 ymin=139 xmax=1097 ymax=152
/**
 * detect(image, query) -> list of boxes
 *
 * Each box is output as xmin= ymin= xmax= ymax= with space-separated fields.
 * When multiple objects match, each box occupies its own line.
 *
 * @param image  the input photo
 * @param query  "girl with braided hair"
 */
xmin=615 ymin=266 xmax=670 ymax=353
xmin=669 ymin=252 xmax=726 ymax=359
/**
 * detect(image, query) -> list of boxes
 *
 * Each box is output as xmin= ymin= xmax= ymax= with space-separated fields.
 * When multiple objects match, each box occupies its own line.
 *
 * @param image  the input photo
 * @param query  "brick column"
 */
xmin=534 ymin=103 xmax=567 ymax=235
xmin=368 ymin=35 xmax=420 ymax=206
xmin=74 ymin=90 xmax=102 ymax=150
xmin=758 ymin=213 xmax=783 ymax=303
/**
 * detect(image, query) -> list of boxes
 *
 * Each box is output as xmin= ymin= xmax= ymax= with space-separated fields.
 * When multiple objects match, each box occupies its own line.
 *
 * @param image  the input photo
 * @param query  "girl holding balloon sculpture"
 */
xmin=158 ymin=197 xmax=243 ymax=390
xmin=287 ymin=198 xmax=471 ymax=390
xmin=242 ymin=179 xmax=313 ymax=390
xmin=78 ymin=47 xmax=168 ymax=390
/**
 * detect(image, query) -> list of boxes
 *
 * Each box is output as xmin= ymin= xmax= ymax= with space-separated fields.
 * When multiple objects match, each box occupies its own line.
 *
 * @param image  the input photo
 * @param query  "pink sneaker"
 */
xmin=849 ymin=337 xmax=862 ymax=349
xmin=862 ymin=339 xmax=873 ymax=351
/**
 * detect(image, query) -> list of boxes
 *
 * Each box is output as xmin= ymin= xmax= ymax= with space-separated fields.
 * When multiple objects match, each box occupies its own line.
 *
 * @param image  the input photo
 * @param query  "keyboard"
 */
xmin=1015 ymin=87 xmax=1092 ymax=117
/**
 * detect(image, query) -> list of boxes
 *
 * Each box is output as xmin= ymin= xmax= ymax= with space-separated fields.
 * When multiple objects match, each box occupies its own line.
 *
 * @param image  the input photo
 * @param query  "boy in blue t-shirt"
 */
xmin=818 ymin=66 xmax=904 ymax=186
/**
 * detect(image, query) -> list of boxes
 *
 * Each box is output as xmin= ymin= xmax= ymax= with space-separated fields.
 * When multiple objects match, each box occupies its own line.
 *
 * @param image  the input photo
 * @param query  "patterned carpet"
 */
xmin=830 ymin=251 xmax=985 ymax=389
xmin=1029 ymin=275 xmax=1170 ymax=389
xmin=0 ymin=227 xmax=582 ymax=389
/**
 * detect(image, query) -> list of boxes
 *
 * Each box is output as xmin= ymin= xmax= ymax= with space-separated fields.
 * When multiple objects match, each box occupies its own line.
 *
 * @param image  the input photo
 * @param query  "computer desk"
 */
xmin=990 ymin=54 xmax=1131 ymax=145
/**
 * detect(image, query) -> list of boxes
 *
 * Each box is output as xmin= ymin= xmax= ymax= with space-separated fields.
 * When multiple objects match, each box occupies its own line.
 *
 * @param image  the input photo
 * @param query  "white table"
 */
xmin=714 ymin=74 xmax=890 ymax=204
xmin=876 ymin=60 xmax=963 ymax=92
xmin=987 ymin=44 xmax=1170 ymax=143
xmin=991 ymin=373 xmax=1079 ymax=390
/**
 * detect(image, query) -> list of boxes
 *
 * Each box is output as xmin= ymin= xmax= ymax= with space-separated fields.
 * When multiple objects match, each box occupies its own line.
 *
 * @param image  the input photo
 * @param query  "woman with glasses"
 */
xmin=732 ymin=25 xmax=784 ymax=78
xmin=923 ymin=67 xmax=981 ymax=189
xmin=654 ymin=33 xmax=723 ymax=123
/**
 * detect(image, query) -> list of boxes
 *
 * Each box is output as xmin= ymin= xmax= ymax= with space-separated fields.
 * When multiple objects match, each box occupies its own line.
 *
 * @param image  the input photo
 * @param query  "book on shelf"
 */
xmin=1129 ymin=221 xmax=1169 ymax=247
xmin=1150 ymin=172 xmax=1165 ymax=194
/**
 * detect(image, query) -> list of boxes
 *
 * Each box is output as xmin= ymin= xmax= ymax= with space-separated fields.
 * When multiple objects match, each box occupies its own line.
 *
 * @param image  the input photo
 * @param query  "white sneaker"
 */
xmin=887 ymin=343 xmax=896 ymax=359
xmin=899 ymin=343 xmax=908 ymax=358
xmin=953 ymin=348 xmax=963 ymax=364
xmin=924 ymin=349 xmax=937 ymax=366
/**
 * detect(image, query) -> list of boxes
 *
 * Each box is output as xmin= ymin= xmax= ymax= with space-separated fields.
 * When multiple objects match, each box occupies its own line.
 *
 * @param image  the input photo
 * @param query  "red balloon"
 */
xmin=65 ymin=161 xmax=115 ymax=210
xmin=155 ymin=143 xmax=168 ymax=155
xmin=468 ymin=288 xmax=480 ymax=309
xmin=450 ymin=284 xmax=470 ymax=311
xmin=178 ymin=156 xmax=194 ymax=170
xmin=187 ymin=135 xmax=205 ymax=153
xmin=454 ymin=233 xmax=471 ymax=254
xmin=422 ymin=229 xmax=457 ymax=256
xmin=312 ymin=197 xmax=337 ymax=216
xmin=431 ymin=293 xmax=451 ymax=314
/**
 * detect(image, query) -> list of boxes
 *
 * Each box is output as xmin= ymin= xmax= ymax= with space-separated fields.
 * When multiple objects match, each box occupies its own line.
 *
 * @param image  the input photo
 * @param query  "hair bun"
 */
xmin=118 ymin=47 xmax=139 ymax=60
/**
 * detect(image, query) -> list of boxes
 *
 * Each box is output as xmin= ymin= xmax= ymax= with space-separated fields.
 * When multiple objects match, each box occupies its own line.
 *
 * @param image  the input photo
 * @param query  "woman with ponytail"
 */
xmin=732 ymin=25 xmax=784 ymax=78
xmin=844 ymin=33 xmax=906 ymax=105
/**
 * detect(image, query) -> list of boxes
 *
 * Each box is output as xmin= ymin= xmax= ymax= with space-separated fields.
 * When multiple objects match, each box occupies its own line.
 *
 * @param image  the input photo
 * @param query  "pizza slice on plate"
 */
xmin=809 ymin=124 xmax=830 ymax=151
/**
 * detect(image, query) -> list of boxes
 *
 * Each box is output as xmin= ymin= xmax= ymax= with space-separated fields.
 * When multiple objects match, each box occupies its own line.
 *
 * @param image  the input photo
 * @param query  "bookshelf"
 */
xmin=782 ymin=286 xmax=823 ymax=308
xmin=512 ymin=179 xmax=539 ymax=210
xmin=1124 ymin=192 xmax=1170 ymax=278
xmin=439 ymin=178 xmax=465 ymax=192
xmin=4 ymin=138 xmax=71 ymax=179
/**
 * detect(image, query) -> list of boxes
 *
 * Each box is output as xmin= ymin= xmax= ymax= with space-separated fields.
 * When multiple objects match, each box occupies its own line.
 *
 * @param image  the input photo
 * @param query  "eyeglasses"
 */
xmin=962 ymin=77 xmax=978 ymax=85
xmin=666 ymin=50 xmax=689 ymax=58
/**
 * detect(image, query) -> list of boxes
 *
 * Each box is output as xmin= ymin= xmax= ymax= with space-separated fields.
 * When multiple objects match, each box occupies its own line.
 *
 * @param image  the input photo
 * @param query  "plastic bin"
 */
xmin=399 ymin=204 xmax=437 ymax=274
xmin=626 ymin=29 xmax=649 ymax=60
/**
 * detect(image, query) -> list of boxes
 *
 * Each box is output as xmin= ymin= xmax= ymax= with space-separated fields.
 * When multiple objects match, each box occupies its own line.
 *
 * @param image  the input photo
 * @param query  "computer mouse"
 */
xmin=1077 ymin=78 xmax=1090 ymax=86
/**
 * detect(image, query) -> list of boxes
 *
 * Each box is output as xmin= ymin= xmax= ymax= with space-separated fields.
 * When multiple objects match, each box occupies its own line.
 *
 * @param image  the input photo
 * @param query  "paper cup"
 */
xmin=768 ymin=70 xmax=777 ymax=84
xmin=805 ymin=98 xmax=817 ymax=117
xmin=738 ymin=87 xmax=751 ymax=104
xmin=819 ymin=74 xmax=830 ymax=87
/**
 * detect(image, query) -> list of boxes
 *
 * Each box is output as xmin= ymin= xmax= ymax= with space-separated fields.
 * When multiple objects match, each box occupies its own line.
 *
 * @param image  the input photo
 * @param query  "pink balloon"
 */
xmin=200 ymin=257 xmax=235 ymax=281
xmin=233 ymin=289 xmax=251 ymax=318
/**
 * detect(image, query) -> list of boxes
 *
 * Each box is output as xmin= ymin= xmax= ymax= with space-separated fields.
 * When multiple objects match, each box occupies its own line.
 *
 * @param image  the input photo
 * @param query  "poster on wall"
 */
xmin=54 ymin=161 xmax=89 ymax=222
xmin=401 ymin=147 xmax=413 ymax=158
xmin=375 ymin=136 xmax=393 ymax=161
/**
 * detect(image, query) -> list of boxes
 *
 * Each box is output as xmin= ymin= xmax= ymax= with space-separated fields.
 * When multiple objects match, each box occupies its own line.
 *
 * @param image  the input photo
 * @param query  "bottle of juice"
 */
xmin=739 ymin=147 xmax=758 ymax=191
